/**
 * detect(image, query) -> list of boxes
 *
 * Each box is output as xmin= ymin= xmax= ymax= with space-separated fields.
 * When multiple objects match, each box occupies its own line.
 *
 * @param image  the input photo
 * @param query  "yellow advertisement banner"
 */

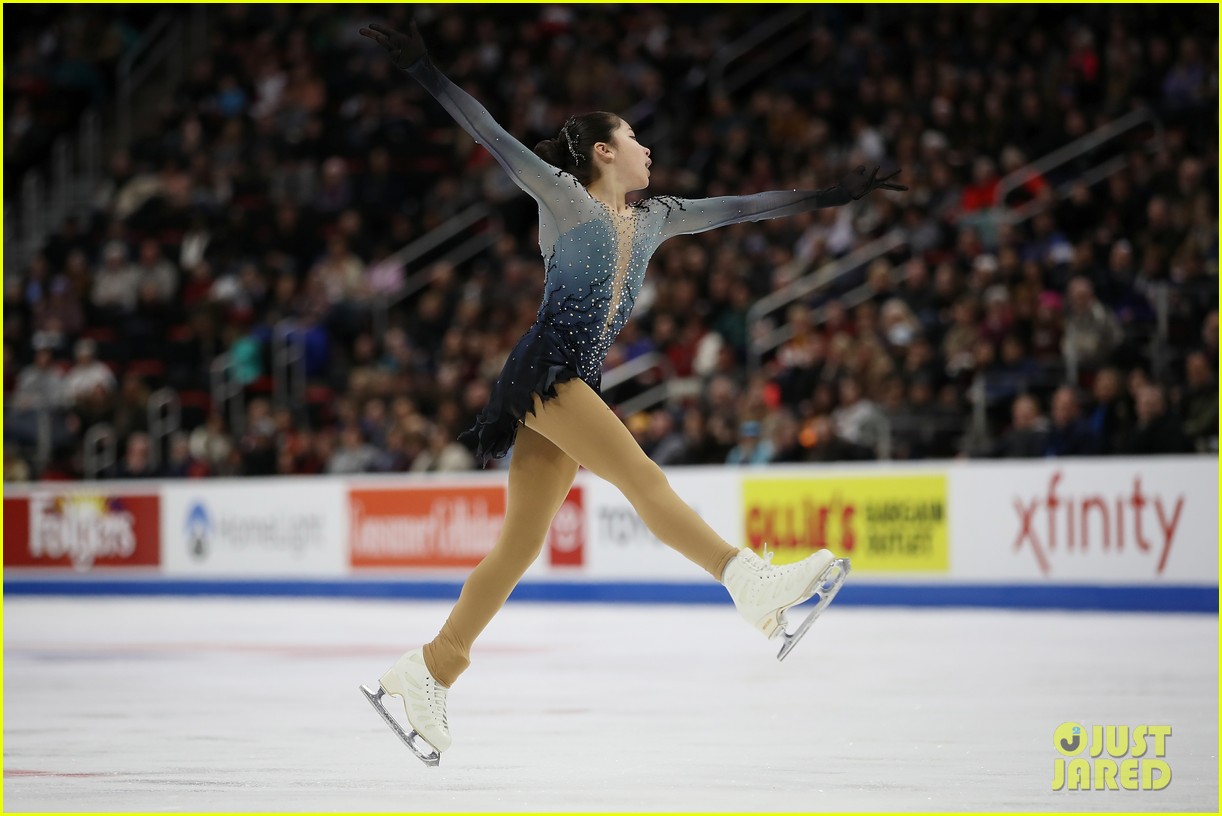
xmin=743 ymin=474 xmax=948 ymax=572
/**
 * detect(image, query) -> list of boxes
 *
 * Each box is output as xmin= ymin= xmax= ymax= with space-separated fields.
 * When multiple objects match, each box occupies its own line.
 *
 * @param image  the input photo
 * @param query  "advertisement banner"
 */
xmin=581 ymin=469 xmax=741 ymax=579
xmin=349 ymin=484 xmax=505 ymax=569
xmin=3 ymin=492 xmax=160 ymax=572
xmin=950 ymin=459 xmax=1218 ymax=584
xmin=545 ymin=488 xmax=585 ymax=568
xmin=743 ymin=473 xmax=949 ymax=572
xmin=161 ymin=481 xmax=346 ymax=576
xmin=349 ymin=483 xmax=585 ymax=571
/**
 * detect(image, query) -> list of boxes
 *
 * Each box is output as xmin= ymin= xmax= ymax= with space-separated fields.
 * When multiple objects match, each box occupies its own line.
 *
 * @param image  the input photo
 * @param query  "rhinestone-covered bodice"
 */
xmin=406 ymin=56 xmax=850 ymax=378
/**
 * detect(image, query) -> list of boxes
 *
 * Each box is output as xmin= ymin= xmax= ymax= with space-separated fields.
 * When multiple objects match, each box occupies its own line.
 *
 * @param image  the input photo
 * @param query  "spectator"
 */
xmin=805 ymin=415 xmax=872 ymax=462
xmin=1123 ymin=384 xmax=1191 ymax=454
xmin=133 ymin=239 xmax=178 ymax=303
xmin=645 ymin=409 xmax=688 ymax=466
xmin=989 ymin=394 xmax=1049 ymax=458
xmin=1063 ymin=276 xmax=1123 ymax=373
xmin=110 ymin=371 xmax=151 ymax=441
xmin=238 ymin=399 xmax=278 ymax=476
xmin=768 ymin=411 xmax=804 ymax=463
xmin=35 ymin=276 xmax=85 ymax=338
xmin=942 ymin=297 xmax=981 ymax=376
xmin=12 ymin=336 xmax=66 ymax=411
xmin=116 ymin=432 xmax=157 ymax=479
xmin=373 ymin=426 xmax=413 ymax=472
xmin=1085 ymin=367 xmax=1135 ymax=454
xmin=411 ymin=424 xmax=476 ymax=472
xmin=1180 ymin=351 xmax=1218 ymax=451
xmin=1044 ymin=385 xmax=1101 ymax=457
xmin=163 ymin=432 xmax=210 ymax=478
xmin=188 ymin=414 xmax=234 ymax=474
xmin=725 ymin=420 xmax=774 ymax=466
xmin=63 ymin=338 xmax=116 ymax=417
xmin=327 ymin=425 xmax=380 ymax=474
xmin=90 ymin=241 xmax=141 ymax=320
xmin=831 ymin=377 xmax=887 ymax=454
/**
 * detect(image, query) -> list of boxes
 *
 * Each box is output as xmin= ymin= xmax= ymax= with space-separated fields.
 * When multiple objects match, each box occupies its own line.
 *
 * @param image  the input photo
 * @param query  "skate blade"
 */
xmin=360 ymin=684 xmax=442 ymax=767
xmin=776 ymin=558 xmax=850 ymax=662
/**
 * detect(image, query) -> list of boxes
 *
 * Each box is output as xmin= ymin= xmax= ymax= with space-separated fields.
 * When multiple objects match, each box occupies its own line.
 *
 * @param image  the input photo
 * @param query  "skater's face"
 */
xmin=602 ymin=119 xmax=651 ymax=191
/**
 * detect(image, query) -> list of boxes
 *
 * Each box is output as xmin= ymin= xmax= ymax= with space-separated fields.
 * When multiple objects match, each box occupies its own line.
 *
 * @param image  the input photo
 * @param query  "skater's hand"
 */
xmin=359 ymin=21 xmax=427 ymax=70
xmin=840 ymin=165 xmax=907 ymax=200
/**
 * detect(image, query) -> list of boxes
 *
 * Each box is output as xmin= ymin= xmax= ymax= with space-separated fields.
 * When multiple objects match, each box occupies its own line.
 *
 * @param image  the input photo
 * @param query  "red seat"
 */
xmin=127 ymin=359 xmax=166 ymax=378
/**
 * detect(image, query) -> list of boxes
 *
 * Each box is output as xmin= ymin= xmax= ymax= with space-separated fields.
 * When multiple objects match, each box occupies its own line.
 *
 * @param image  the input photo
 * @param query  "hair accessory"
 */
xmin=561 ymin=119 xmax=583 ymax=165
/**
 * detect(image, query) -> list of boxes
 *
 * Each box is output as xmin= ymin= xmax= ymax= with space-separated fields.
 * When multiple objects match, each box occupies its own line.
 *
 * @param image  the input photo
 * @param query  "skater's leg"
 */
xmin=422 ymin=426 xmax=578 ymax=687
xmin=524 ymin=380 xmax=738 ymax=581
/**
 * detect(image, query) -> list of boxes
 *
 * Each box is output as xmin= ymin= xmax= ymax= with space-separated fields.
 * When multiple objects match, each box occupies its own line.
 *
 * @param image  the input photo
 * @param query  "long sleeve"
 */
xmin=406 ymin=57 xmax=562 ymax=204
xmin=658 ymin=187 xmax=852 ymax=240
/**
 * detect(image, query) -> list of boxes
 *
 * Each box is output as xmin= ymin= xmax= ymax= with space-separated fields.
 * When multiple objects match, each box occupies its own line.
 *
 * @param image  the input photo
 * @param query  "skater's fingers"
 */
xmin=881 ymin=182 xmax=909 ymax=192
xmin=877 ymin=169 xmax=902 ymax=184
xmin=367 ymin=22 xmax=399 ymax=36
xmin=359 ymin=27 xmax=389 ymax=46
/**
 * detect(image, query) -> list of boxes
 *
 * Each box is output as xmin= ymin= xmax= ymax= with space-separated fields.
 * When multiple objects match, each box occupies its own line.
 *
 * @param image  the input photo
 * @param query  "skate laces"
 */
xmin=741 ymin=545 xmax=775 ymax=571
xmin=431 ymin=683 xmax=450 ymax=732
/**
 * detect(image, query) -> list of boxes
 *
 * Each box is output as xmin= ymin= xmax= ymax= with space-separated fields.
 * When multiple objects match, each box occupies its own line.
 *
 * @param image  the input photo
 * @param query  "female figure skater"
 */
xmin=359 ymin=20 xmax=905 ymax=764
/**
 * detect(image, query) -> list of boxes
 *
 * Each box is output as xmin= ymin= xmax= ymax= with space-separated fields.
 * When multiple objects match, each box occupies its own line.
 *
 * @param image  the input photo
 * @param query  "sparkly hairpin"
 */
xmin=561 ymin=120 xmax=583 ymax=165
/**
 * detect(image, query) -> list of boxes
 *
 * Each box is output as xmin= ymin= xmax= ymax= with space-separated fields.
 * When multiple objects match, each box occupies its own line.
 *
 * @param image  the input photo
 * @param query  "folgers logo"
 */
xmin=1013 ymin=472 xmax=1185 ymax=575
xmin=743 ymin=475 xmax=948 ymax=571
xmin=3 ymin=493 xmax=160 ymax=571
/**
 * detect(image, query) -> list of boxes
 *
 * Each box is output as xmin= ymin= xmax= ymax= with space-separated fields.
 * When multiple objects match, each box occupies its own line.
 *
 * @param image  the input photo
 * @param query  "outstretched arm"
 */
xmin=361 ymin=22 xmax=561 ymax=203
xmin=659 ymin=166 xmax=906 ymax=239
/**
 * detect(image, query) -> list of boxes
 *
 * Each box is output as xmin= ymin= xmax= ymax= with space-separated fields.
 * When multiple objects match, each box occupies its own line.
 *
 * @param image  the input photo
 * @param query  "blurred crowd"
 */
xmin=5 ymin=5 xmax=160 ymax=196
xmin=4 ymin=4 xmax=1217 ymax=482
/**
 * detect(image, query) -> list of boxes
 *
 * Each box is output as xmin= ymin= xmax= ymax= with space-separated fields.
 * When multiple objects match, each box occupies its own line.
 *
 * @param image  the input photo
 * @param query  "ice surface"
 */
xmin=3 ymin=597 xmax=1216 ymax=812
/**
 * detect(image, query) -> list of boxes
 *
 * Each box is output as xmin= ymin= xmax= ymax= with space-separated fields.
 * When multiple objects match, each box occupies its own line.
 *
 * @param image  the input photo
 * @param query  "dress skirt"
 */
xmin=459 ymin=320 xmax=599 ymax=464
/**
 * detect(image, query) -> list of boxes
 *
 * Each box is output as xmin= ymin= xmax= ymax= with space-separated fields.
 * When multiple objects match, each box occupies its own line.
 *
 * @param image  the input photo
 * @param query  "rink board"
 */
xmin=4 ymin=456 xmax=1217 ymax=612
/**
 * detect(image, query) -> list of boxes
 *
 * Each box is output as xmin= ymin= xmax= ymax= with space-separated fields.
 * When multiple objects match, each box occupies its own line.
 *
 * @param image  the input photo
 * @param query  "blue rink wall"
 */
xmin=3 ymin=577 xmax=1216 ymax=613
xmin=4 ymin=457 xmax=1217 ymax=614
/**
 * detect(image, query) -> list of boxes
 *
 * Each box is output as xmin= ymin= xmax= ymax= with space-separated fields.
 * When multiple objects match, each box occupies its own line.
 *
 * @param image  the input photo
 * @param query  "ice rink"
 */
xmin=3 ymin=595 xmax=1217 ymax=812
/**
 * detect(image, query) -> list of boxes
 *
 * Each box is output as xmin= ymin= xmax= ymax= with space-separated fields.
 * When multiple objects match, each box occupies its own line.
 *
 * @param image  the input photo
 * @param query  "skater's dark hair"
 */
xmin=534 ymin=112 xmax=620 ymax=186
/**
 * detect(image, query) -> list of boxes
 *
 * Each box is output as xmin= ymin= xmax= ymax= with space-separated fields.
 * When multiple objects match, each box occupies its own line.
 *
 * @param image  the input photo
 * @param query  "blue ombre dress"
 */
xmin=406 ymin=58 xmax=853 ymax=463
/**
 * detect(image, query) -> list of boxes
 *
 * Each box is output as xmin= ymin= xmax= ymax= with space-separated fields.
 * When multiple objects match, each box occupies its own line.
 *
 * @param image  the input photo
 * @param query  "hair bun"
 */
xmin=534 ymin=138 xmax=566 ymax=168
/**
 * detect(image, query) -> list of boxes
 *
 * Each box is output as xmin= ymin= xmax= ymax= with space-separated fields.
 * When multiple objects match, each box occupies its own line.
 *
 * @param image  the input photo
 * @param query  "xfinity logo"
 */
xmin=1012 ymin=473 xmax=1184 ymax=575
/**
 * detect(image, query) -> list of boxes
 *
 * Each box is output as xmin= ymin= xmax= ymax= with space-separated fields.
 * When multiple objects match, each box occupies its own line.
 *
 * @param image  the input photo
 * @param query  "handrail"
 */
xmin=388 ymin=203 xmax=494 ymax=270
xmin=615 ymin=383 xmax=674 ymax=419
xmin=745 ymin=231 xmax=907 ymax=376
xmin=147 ymin=388 xmax=181 ymax=471
xmin=753 ymin=259 xmax=915 ymax=370
xmin=709 ymin=6 xmax=813 ymax=99
xmin=10 ymin=10 xmax=206 ymax=273
xmin=371 ymin=204 xmax=500 ymax=336
xmin=994 ymin=108 xmax=1162 ymax=215
xmin=272 ymin=319 xmax=307 ymax=411
xmin=116 ymin=13 xmax=176 ymax=145
xmin=83 ymin=423 xmax=117 ymax=480
xmin=209 ymin=352 xmax=246 ymax=434
xmin=601 ymin=351 xmax=675 ymax=392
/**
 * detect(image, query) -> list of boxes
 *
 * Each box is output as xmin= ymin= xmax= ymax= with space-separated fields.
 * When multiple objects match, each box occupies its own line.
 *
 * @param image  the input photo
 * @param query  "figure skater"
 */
xmin=358 ymin=19 xmax=905 ymax=765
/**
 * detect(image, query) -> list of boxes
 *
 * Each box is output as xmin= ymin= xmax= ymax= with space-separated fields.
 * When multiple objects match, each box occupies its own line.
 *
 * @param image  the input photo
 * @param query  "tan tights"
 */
xmin=422 ymin=380 xmax=740 ymax=687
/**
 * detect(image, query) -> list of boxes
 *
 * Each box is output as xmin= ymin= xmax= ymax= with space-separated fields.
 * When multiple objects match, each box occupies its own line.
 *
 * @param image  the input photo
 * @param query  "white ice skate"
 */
xmin=723 ymin=546 xmax=850 ymax=661
xmin=360 ymin=648 xmax=451 ymax=766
